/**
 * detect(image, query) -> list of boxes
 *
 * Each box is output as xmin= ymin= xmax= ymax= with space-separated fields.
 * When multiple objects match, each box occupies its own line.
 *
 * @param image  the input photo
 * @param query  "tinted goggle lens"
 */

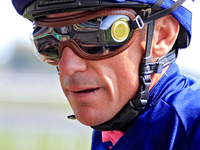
xmin=31 ymin=15 xmax=134 ymax=65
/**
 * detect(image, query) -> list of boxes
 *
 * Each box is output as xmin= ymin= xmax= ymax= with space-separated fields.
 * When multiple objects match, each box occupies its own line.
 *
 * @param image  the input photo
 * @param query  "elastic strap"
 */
xmin=130 ymin=0 xmax=186 ymax=30
xmin=144 ymin=0 xmax=186 ymax=24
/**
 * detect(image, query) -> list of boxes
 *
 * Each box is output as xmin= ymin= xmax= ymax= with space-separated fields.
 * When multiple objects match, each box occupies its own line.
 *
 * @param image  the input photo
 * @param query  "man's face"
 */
xmin=55 ymin=12 xmax=145 ymax=127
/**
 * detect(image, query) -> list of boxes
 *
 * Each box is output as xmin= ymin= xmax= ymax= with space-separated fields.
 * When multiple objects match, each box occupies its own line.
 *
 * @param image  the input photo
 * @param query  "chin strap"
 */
xmin=68 ymin=0 xmax=184 ymax=131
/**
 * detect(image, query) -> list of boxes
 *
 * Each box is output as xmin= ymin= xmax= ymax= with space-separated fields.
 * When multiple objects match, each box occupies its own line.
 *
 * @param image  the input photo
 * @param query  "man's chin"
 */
xmin=74 ymin=109 xmax=113 ymax=127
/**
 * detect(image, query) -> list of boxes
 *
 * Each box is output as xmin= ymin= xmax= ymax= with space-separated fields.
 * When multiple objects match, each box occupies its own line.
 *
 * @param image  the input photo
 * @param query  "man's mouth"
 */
xmin=73 ymin=88 xmax=99 ymax=93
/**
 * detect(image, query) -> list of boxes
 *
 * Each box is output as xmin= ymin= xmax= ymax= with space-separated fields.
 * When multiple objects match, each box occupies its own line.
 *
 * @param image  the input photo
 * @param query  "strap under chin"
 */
xmin=91 ymin=100 xmax=142 ymax=131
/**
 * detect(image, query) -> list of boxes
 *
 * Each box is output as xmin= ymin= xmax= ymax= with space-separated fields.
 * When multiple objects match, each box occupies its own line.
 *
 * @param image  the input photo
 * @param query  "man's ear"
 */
xmin=151 ymin=15 xmax=180 ymax=61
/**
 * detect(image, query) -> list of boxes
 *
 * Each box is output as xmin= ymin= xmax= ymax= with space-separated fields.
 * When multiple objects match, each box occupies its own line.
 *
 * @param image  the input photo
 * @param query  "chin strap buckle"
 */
xmin=132 ymin=75 xmax=151 ymax=108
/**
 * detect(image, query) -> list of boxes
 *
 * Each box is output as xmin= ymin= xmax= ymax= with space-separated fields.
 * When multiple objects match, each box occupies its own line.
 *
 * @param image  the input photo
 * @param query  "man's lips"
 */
xmin=72 ymin=87 xmax=99 ymax=93
xmin=68 ymin=87 xmax=100 ymax=101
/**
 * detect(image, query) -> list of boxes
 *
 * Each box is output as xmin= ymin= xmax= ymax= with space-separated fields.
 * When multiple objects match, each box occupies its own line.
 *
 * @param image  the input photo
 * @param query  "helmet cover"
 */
xmin=12 ymin=0 xmax=194 ymax=37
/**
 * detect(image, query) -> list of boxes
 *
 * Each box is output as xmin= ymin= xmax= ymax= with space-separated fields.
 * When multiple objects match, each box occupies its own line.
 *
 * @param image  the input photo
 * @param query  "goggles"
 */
xmin=31 ymin=8 xmax=139 ymax=65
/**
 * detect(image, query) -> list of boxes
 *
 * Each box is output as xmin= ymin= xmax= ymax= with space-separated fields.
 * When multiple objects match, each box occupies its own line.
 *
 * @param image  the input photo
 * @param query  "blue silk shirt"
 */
xmin=91 ymin=62 xmax=200 ymax=150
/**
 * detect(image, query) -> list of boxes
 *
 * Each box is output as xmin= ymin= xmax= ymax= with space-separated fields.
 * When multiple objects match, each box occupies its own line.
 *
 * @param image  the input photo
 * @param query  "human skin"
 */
xmin=51 ymin=11 xmax=180 ymax=127
xmin=58 ymin=33 xmax=144 ymax=126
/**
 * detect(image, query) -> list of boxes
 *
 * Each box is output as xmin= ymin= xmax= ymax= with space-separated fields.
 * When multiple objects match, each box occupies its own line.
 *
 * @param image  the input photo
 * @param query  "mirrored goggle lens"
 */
xmin=31 ymin=15 xmax=133 ymax=65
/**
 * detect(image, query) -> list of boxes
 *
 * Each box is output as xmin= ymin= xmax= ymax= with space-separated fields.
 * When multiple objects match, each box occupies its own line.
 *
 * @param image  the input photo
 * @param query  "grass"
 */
xmin=0 ymin=101 xmax=92 ymax=150
xmin=0 ymin=131 xmax=91 ymax=150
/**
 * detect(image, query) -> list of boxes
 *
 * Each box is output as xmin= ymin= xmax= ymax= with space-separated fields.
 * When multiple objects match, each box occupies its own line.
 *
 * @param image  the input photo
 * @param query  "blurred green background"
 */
xmin=0 ymin=2 xmax=92 ymax=149
xmin=0 ymin=1 xmax=200 ymax=150
xmin=0 ymin=37 xmax=93 ymax=150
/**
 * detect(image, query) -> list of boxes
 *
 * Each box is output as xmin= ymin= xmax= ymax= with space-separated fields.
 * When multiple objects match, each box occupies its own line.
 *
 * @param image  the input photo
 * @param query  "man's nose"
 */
xmin=58 ymin=47 xmax=87 ymax=75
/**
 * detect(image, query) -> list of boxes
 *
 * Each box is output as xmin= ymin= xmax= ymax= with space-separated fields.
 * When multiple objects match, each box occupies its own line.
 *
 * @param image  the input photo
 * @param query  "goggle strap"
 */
xmin=130 ymin=0 xmax=186 ymax=30
xmin=144 ymin=0 xmax=186 ymax=24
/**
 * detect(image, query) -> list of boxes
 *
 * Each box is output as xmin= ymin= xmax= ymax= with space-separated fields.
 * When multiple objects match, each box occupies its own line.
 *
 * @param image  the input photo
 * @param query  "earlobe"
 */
xmin=152 ymin=15 xmax=180 ymax=60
